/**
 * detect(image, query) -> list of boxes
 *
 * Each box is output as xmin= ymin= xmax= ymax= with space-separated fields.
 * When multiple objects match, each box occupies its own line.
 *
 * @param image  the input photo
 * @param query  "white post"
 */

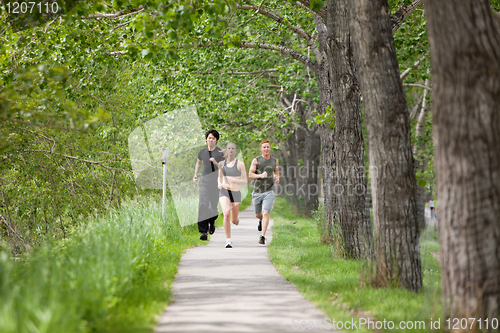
xmin=161 ymin=148 xmax=169 ymax=218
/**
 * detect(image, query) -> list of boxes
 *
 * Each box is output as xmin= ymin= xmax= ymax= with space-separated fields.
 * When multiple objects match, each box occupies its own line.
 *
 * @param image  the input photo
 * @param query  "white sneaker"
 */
xmin=225 ymin=239 xmax=233 ymax=248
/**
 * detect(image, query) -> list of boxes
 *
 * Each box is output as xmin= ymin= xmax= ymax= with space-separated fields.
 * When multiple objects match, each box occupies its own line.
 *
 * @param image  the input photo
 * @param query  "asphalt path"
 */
xmin=155 ymin=205 xmax=334 ymax=333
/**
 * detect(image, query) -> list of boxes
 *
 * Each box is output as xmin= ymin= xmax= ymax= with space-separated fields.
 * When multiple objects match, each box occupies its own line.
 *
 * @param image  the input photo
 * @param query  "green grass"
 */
xmin=0 ymin=197 xmax=213 ymax=333
xmin=269 ymin=197 xmax=442 ymax=333
xmin=239 ymin=191 xmax=253 ymax=211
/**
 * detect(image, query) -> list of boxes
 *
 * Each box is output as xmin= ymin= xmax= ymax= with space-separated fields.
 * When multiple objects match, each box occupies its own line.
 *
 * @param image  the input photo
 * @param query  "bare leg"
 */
xmin=220 ymin=196 xmax=232 ymax=239
xmin=231 ymin=203 xmax=241 ymax=224
xmin=255 ymin=212 xmax=263 ymax=220
xmin=261 ymin=211 xmax=270 ymax=236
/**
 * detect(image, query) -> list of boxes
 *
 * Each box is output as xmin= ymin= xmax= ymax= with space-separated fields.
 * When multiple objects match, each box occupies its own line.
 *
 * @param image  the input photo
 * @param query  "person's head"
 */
xmin=260 ymin=139 xmax=271 ymax=156
xmin=205 ymin=130 xmax=219 ymax=148
xmin=223 ymin=142 xmax=238 ymax=159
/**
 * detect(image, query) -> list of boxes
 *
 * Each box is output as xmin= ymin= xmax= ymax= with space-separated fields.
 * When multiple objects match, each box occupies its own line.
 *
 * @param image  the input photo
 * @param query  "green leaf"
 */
xmin=417 ymin=179 xmax=427 ymax=187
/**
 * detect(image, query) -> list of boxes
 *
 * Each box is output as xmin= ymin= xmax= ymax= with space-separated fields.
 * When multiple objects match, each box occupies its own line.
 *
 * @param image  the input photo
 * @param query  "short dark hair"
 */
xmin=260 ymin=139 xmax=270 ymax=146
xmin=205 ymin=129 xmax=220 ymax=141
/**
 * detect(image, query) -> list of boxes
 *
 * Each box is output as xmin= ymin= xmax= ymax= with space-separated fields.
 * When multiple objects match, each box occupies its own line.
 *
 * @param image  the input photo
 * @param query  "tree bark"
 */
xmin=391 ymin=0 xmax=423 ymax=32
xmin=325 ymin=0 xmax=372 ymax=259
xmin=424 ymin=0 xmax=500 ymax=323
xmin=279 ymin=123 xmax=301 ymax=215
xmin=315 ymin=61 xmax=337 ymax=242
xmin=350 ymin=0 xmax=422 ymax=291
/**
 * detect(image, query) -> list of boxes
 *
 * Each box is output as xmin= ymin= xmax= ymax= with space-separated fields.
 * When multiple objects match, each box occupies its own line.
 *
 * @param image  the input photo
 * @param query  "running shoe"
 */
xmin=259 ymin=235 xmax=266 ymax=245
xmin=225 ymin=239 xmax=233 ymax=248
xmin=200 ymin=232 xmax=208 ymax=241
xmin=209 ymin=223 xmax=215 ymax=235
xmin=258 ymin=220 xmax=262 ymax=231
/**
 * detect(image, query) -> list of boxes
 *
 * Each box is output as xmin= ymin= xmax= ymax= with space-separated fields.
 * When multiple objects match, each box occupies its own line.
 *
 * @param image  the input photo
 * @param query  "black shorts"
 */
xmin=219 ymin=188 xmax=241 ymax=203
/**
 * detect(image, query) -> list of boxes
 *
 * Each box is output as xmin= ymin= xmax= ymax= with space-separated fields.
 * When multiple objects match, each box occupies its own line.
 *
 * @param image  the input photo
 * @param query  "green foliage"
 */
xmin=150 ymin=45 xmax=295 ymax=146
xmin=0 ymin=58 xmax=173 ymax=253
xmin=415 ymin=169 xmax=427 ymax=187
xmin=308 ymin=105 xmax=335 ymax=130
xmin=0 ymin=197 xmax=205 ymax=333
xmin=411 ymin=112 xmax=436 ymax=196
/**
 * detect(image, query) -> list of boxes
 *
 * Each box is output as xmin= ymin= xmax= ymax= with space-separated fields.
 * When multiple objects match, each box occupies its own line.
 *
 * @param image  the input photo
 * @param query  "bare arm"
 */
xmin=239 ymin=161 xmax=248 ymax=184
xmin=218 ymin=161 xmax=224 ymax=188
xmin=249 ymin=158 xmax=266 ymax=179
xmin=273 ymin=159 xmax=280 ymax=184
xmin=193 ymin=159 xmax=202 ymax=182
xmin=209 ymin=157 xmax=220 ymax=169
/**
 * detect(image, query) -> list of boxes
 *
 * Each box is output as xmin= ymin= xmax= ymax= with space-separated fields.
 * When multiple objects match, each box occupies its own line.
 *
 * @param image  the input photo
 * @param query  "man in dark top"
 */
xmin=193 ymin=130 xmax=225 ymax=240
xmin=249 ymin=139 xmax=279 ymax=245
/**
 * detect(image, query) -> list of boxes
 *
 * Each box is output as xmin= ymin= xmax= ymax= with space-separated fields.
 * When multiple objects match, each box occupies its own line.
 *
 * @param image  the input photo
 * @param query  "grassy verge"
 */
xmin=0 ymin=197 xmax=210 ymax=333
xmin=239 ymin=192 xmax=253 ymax=211
xmin=269 ymin=197 xmax=442 ymax=333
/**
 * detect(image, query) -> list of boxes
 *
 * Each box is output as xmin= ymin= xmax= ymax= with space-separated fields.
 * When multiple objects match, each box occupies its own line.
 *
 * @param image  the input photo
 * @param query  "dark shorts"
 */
xmin=219 ymin=188 xmax=241 ymax=203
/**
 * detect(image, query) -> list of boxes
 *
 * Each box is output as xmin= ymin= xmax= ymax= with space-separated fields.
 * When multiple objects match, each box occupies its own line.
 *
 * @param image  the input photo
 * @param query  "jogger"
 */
xmin=248 ymin=139 xmax=279 ymax=245
xmin=193 ymin=130 xmax=225 ymax=240
xmin=218 ymin=142 xmax=247 ymax=248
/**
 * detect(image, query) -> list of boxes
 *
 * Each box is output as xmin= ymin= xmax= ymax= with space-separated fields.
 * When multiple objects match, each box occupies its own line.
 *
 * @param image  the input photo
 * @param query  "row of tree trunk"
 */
xmin=280 ymin=0 xmax=499 ymax=325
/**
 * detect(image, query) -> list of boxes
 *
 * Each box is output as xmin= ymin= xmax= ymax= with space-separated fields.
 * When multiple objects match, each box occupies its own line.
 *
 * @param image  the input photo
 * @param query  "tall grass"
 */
xmin=0 ymin=197 xmax=204 ymax=333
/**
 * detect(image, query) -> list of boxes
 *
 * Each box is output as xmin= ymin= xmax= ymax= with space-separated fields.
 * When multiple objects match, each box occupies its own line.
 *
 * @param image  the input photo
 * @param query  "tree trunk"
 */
xmin=325 ymin=0 xmax=372 ymax=259
xmin=279 ymin=120 xmax=301 ymax=215
xmin=302 ymin=124 xmax=321 ymax=216
xmin=424 ymin=0 xmax=500 ymax=323
xmin=350 ymin=0 xmax=422 ymax=291
xmin=278 ymin=93 xmax=321 ymax=217
xmin=319 ymin=125 xmax=336 ymax=244
xmin=315 ymin=59 xmax=337 ymax=243
xmin=413 ymin=76 xmax=430 ymax=231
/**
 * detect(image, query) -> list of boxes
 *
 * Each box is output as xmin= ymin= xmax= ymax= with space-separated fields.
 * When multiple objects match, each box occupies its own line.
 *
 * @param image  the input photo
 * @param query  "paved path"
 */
xmin=155 ymin=205 xmax=333 ymax=333
xmin=424 ymin=207 xmax=438 ymax=228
